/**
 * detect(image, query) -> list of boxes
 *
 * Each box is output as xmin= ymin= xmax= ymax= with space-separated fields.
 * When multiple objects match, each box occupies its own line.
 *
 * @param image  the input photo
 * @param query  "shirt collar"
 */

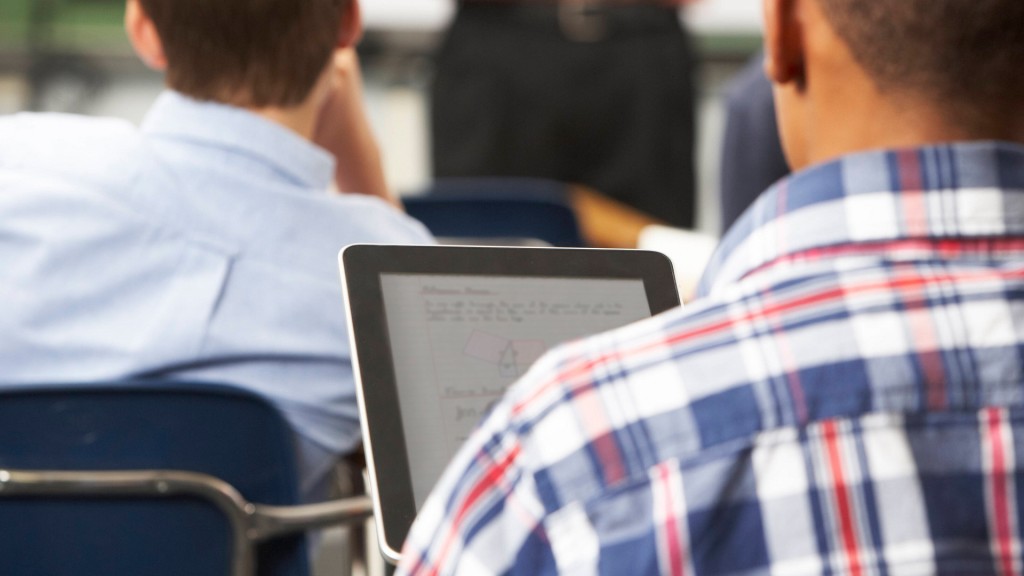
xmin=699 ymin=141 xmax=1024 ymax=297
xmin=141 ymin=90 xmax=334 ymax=191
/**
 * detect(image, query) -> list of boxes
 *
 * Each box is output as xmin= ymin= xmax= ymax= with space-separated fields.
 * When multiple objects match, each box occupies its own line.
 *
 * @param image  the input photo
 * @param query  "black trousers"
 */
xmin=431 ymin=3 xmax=699 ymax=228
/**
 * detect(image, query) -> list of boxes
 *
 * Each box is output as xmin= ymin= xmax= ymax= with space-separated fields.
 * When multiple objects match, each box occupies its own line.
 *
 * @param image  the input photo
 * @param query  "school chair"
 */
xmin=403 ymin=178 xmax=586 ymax=247
xmin=0 ymin=381 xmax=373 ymax=576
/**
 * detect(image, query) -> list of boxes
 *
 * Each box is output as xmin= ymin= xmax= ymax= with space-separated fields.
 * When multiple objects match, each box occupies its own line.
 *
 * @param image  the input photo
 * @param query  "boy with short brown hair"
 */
xmin=0 ymin=0 xmax=431 ymax=500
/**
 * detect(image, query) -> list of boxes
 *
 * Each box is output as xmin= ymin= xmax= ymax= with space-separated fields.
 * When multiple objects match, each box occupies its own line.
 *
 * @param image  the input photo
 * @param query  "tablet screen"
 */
xmin=380 ymin=273 xmax=652 ymax=506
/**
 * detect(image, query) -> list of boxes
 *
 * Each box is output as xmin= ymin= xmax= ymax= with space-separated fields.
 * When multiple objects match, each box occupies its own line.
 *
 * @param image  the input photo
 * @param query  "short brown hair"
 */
xmin=139 ymin=0 xmax=348 ymax=107
xmin=819 ymin=0 xmax=1024 ymax=108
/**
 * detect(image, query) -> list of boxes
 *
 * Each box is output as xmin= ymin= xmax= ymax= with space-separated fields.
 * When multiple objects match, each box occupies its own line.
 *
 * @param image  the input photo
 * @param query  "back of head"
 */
xmin=819 ymin=0 xmax=1024 ymax=128
xmin=138 ymin=0 xmax=348 ymax=108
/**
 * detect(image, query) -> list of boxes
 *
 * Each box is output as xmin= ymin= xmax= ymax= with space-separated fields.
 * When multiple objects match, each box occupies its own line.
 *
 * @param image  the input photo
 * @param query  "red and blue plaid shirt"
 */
xmin=399 ymin=141 xmax=1024 ymax=576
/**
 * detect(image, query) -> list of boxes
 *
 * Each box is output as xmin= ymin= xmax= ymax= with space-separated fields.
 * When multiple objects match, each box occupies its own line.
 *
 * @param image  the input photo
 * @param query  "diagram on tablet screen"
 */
xmin=463 ymin=330 xmax=546 ymax=378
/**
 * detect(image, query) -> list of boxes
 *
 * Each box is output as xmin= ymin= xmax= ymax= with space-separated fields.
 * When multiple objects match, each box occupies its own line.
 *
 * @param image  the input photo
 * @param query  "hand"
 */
xmin=314 ymin=48 xmax=399 ymax=209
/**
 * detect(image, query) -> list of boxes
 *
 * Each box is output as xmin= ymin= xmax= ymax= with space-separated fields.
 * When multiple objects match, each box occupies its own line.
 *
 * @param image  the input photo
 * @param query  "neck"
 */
xmin=251 ymin=103 xmax=319 ymax=140
xmin=797 ymin=50 xmax=1024 ymax=167
xmin=810 ymin=94 xmax=1024 ymax=168
xmin=244 ymin=70 xmax=331 ymax=141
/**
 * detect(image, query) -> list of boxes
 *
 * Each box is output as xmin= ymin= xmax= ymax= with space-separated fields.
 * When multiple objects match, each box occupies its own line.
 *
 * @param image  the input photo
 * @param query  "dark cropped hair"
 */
xmin=820 ymin=0 xmax=1024 ymax=110
xmin=139 ymin=0 xmax=348 ymax=107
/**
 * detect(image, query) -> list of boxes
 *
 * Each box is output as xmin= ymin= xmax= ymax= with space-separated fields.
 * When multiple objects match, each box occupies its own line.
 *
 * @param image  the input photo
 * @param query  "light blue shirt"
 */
xmin=0 ymin=91 xmax=433 ymax=498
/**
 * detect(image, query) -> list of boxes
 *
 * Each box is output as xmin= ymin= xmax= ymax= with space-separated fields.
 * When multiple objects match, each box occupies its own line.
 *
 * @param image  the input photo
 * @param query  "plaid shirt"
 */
xmin=398 ymin=141 xmax=1024 ymax=576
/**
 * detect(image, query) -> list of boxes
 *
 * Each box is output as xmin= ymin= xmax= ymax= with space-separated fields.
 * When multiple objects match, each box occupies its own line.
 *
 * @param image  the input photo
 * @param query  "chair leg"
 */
xmin=311 ymin=456 xmax=369 ymax=576
xmin=363 ymin=516 xmax=389 ymax=576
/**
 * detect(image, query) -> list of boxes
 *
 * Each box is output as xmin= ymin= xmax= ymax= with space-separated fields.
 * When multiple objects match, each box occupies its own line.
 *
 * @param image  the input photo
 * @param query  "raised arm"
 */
xmin=314 ymin=48 xmax=400 ymax=209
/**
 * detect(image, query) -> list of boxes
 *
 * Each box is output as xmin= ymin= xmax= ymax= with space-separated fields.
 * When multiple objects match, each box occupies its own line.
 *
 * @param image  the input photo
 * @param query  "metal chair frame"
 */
xmin=0 ymin=468 xmax=372 ymax=576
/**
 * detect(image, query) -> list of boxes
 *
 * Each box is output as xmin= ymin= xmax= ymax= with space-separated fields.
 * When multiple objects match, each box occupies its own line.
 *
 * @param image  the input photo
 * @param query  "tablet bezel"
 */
xmin=339 ymin=244 xmax=680 ymax=563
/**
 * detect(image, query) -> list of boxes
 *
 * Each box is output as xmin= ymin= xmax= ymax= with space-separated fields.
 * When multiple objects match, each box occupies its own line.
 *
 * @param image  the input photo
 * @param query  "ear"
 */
xmin=762 ymin=0 xmax=806 ymax=88
xmin=125 ymin=0 xmax=168 ymax=71
xmin=338 ymin=0 xmax=364 ymax=48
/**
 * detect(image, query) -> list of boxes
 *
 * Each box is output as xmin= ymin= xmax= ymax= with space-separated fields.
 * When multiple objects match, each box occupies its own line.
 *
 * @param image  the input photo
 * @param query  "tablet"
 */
xmin=339 ymin=244 xmax=680 ymax=563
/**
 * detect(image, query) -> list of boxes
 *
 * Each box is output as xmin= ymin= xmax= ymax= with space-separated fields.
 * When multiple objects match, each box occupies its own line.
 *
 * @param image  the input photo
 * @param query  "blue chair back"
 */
xmin=0 ymin=382 xmax=309 ymax=576
xmin=404 ymin=178 xmax=585 ymax=247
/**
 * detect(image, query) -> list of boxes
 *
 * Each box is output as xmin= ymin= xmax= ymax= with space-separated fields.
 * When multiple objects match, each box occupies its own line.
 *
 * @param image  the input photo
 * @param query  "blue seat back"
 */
xmin=0 ymin=382 xmax=309 ymax=576
xmin=404 ymin=178 xmax=585 ymax=247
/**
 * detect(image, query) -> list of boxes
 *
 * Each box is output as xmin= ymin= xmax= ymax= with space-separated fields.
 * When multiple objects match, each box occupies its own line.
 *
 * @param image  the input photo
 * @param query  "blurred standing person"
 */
xmin=431 ymin=0 xmax=700 ymax=229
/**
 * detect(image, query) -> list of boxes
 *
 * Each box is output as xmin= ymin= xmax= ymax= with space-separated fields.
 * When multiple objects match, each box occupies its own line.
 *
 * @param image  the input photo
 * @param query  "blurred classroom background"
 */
xmin=0 ymin=0 xmax=762 ymax=238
